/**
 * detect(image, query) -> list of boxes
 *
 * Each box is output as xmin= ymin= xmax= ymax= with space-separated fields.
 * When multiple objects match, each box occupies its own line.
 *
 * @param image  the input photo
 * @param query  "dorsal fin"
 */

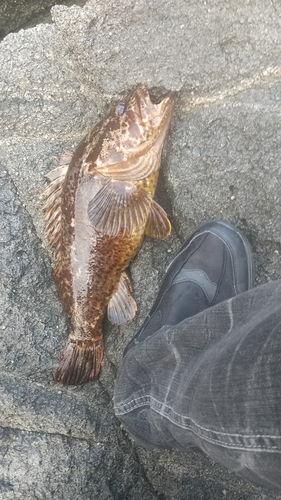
xmin=41 ymin=151 xmax=72 ymax=260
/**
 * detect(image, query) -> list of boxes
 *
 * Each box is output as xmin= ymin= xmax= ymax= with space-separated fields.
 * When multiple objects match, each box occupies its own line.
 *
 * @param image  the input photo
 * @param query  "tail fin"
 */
xmin=54 ymin=338 xmax=104 ymax=385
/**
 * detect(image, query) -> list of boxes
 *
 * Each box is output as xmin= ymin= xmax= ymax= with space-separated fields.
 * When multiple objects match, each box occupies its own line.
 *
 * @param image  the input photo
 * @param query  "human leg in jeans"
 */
xmin=114 ymin=221 xmax=281 ymax=491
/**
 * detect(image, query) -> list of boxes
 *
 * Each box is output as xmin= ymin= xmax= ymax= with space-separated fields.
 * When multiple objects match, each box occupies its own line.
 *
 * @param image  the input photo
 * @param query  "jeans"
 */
xmin=114 ymin=280 xmax=281 ymax=490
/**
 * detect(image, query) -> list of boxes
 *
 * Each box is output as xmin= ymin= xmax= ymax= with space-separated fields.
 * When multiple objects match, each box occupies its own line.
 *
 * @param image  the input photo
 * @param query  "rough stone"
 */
xmin=1 ymin=0 xmax=281 ymax=498
xmin=0 ymin=0 xmax=86 ymax=41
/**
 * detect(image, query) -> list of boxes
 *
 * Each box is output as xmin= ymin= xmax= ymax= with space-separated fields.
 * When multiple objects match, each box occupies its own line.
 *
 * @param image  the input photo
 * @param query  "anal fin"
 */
xmin=107 ymin=272 xmax=137 ymax=325
xmin=145 ymin=199 xmax=171 ymax=239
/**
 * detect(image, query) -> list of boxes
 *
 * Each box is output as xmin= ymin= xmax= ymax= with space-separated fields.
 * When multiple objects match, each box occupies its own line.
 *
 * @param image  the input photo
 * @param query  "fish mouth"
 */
xmin=122 ymin=86 xmax=175 ymax=164
xmin=134 ymin=86 xmax=176 ymax=127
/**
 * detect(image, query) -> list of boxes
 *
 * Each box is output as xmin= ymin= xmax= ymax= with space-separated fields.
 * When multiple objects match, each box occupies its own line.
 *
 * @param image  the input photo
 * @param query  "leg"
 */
xmin=114 ymin=222 xmax=281 ymax=490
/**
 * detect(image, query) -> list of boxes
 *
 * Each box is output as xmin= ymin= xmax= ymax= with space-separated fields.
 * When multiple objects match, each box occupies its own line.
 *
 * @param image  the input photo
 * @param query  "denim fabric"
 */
xmin=114 ymin=280 xmax=281 ymax=490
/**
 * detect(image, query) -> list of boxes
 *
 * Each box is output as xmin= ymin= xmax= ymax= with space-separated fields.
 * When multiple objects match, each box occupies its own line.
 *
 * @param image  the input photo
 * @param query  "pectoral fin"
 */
xmin=107 ymin=273 xmax=137 ymax=325
xmin=145 ymin=199 xmax=171 ymax=238
xmin=88 ymin=178 xmax=152 ymax=237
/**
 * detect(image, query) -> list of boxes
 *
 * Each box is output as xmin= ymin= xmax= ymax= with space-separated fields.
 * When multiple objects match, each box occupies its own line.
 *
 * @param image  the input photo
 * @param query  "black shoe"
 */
xmin=124 ymin=220 xmax=254 ymax=354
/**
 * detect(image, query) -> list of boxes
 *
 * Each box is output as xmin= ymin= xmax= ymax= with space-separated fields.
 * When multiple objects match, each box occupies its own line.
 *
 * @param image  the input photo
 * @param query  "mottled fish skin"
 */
xmin=42 ymin=86 xmax=175 ymax=385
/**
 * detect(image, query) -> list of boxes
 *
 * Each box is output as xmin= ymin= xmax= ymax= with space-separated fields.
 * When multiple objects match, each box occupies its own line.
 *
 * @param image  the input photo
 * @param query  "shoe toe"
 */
xmin=124 ymin=220 xmax=254 ymax=354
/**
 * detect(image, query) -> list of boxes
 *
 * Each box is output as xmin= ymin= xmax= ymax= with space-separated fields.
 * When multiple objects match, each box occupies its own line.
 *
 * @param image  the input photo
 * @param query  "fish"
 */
xmin=42 ymin=85 xmax=175 ymax=385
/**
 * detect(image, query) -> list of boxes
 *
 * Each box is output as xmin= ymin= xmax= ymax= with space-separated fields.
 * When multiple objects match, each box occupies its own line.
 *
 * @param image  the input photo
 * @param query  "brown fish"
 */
xmin=42 ymin=86 xmax=175 ymax=385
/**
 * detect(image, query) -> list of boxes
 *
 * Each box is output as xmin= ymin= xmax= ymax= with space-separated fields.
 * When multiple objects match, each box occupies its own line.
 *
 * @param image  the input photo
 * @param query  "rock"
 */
xmin=1 ymin=0 xmax=281 ymax=498
xmin=0 ymin=0 xmax=86 ymax=41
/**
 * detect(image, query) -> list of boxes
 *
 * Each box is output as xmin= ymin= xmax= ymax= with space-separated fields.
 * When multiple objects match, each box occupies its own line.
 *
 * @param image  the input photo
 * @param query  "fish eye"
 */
xmin=115 ymin=104 xmax=125 ymax=115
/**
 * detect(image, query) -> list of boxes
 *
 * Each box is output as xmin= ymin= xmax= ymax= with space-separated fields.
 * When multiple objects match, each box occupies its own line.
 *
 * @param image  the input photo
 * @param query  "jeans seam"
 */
xmin=115 ymin=395 xmax=281 ymax=451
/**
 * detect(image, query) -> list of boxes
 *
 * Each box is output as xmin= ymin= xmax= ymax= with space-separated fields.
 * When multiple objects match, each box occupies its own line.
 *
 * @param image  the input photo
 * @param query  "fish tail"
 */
xmin=54 ymin=337 xmax=104 ymax=385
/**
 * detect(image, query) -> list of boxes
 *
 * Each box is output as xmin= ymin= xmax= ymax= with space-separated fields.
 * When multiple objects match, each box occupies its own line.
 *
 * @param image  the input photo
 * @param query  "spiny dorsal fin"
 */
xmin=145 ymin=199 xmax=171 ymax=239
xmin=107 ymin=272 xmax=137 ymax=325
xmin=88 ymin=178 xmax=152 ymax=238
xmin=41 ymin=151 xmax=72 ymax=260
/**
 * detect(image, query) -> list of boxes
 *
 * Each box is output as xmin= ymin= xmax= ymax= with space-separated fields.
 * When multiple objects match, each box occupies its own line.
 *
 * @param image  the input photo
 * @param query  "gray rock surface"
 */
xmin=0 ymin=0 xmax=86 ymax=40
xmin=1 ymin=0 xmax=281 ymax=498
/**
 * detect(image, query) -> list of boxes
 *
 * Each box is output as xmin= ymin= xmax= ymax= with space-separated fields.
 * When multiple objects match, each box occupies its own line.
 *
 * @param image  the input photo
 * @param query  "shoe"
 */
xmin=124 ymin=220 xmax=254 ymax=354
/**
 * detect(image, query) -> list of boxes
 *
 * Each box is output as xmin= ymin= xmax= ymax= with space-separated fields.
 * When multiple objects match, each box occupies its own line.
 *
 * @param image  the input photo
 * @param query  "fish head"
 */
xmin=89 ymin=86 xmax=175 ymax=179
xmin=109 ymin=85 xmax=175 ymax=156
